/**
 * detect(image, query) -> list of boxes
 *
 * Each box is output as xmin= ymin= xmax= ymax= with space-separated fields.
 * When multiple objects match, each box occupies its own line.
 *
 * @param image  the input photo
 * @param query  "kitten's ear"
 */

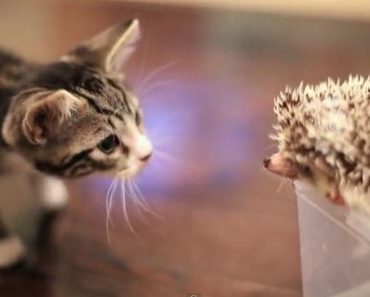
xmin=22 ymin=90 xmax=80 ymax=145
xmin=62 ymin=19 xmax=140 ymax=73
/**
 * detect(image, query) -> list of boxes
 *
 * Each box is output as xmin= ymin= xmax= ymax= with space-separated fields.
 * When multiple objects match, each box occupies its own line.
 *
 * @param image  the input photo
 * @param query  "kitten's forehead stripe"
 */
xmin=33 ymin=62 xmax=129 ymax=110
xmin=106 ymin=78 xmax=131 ymax=113
xmin=73 ymin=88 xmax=125 ymax=123
xmin=108 ymin=118 xmax=115 ymax=129
xmin=31 ymin=62 xmax=133 ymax=129
xmin=73 ymin=90 xmax=114 ymax=116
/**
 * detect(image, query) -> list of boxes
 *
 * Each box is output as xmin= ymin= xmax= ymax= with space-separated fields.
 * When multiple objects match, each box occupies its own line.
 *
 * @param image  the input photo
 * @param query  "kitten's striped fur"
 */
xmin=0 ymin=19 xmax=153 ymax=268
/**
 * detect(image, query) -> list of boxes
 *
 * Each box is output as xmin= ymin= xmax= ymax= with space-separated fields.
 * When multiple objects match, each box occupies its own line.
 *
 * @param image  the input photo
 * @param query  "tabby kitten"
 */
xmin=0 ymin=19 xmax=153 ymax=268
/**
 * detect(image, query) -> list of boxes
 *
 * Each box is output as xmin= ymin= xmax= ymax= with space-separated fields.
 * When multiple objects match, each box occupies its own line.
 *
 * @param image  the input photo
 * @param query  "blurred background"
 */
xmin=0 ymin=1 xmax=369 ymax=297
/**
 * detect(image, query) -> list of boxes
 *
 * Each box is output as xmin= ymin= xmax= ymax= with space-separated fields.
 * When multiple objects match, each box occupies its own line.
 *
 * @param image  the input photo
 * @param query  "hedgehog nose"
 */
xmin=263 ymin=158 xmax=271 ymax=168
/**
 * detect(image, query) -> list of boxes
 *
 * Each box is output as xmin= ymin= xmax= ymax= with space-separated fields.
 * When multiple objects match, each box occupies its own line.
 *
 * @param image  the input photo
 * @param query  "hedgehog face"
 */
xmin=263 ymin=153 xmax=314 ymax=181
xmin=264 ymin=152 xmax=339 ymax=199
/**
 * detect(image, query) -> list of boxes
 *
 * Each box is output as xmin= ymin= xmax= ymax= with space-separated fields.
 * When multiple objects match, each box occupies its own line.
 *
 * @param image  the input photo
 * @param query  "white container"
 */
xmin=295 ymin=181 xmax=370 ymax=297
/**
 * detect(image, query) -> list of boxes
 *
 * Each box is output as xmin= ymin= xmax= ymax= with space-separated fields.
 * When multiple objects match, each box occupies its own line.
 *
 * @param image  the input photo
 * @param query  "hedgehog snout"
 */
xmin=263 ymin=158 xmax=271 ymax=168
xmin=263 ymin=153 xmax=299 ymax=179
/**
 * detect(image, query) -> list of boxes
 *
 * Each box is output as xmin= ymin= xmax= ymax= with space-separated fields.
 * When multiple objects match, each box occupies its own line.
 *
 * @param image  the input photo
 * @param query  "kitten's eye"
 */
xmin=135 ymin=111 xmax=141 ymax=125
xmin=98 ymin=134 xmax=119 ymax=154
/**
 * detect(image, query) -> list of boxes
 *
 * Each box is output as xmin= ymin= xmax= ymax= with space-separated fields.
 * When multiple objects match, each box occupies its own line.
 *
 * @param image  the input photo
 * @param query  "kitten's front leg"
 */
xmin=33 ymin=175 xmax=69 ymax=266
xmin=0 ymin=216 xmax=26 ymax=269
xmin=33 ymin=175 xmax=68 ymax=212
xmin=35 ymin=175 xmax=69 ymax=212
xmin=34 ymin=175 xmax=69 ymax=242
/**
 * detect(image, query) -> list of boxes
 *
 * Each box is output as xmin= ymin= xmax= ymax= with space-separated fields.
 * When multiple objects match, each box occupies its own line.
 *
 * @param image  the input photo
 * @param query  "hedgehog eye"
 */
xmin=98 ymin=134 xmax=119 ymax=154
xmin=301 ymin=165 xmax=312 ymax=177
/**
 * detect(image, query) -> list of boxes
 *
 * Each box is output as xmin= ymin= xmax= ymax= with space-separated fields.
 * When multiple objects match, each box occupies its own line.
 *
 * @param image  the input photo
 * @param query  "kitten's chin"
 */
xmin=118 ymin=165 xmax=145 ymax=179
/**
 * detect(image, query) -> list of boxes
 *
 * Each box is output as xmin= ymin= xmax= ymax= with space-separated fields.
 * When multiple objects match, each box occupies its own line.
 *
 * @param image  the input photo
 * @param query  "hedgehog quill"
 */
xmin=264 ymin=75 xmax=370 ymax=214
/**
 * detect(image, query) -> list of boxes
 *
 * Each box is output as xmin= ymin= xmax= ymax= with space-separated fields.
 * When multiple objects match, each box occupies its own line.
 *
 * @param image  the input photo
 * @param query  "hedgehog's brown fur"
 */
xmin=273 ymin=75 xmax=370 ymax=194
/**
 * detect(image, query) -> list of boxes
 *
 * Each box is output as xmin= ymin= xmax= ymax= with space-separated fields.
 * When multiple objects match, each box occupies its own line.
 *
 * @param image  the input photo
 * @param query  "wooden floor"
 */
xmin=1 ymin=1 xmax=370 ymax=296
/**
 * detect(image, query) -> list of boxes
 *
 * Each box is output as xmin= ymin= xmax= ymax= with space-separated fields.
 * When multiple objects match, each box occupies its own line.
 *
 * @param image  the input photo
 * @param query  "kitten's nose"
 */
xmin=140 ymin=152 xmax=152 ymax=162
xmin=134 ymin=134 xmax=153 ymax=163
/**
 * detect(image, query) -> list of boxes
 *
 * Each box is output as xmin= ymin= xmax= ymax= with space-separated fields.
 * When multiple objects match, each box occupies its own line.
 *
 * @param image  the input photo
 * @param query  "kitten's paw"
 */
xmin=0 ymin=236 xmax=26 ymax=268
xmin=39 ymin=177 xmax=69 ymax=211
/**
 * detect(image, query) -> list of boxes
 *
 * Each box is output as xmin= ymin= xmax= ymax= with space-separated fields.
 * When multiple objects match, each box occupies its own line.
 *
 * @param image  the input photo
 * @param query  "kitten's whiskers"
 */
xmin=140 ymin=80 xmax=176 ymax=97
xmin=126 ymin=179 xmax=151 ymax=225
xmin=105 ymin=176 xmax=119 ymax=245
xmin=120 ymin=179 xmax=138 ymax=238
xmin=129 ymin=178 xmax=163 ymax=221
xmin=136 ymin=60 xmax=179 ymax=95
xmin=106 ymin=176 xmax=118 ymax=225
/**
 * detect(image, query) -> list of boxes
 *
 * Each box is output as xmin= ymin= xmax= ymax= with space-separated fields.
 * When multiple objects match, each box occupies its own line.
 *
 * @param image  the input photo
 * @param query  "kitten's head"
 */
xmin=3 ymin=19 xmax=153 ymax=178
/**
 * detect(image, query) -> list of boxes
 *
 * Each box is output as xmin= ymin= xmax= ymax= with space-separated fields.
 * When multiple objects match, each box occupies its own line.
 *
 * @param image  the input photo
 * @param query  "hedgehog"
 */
xmin=264 ymin=75 xmax=370 ymax=214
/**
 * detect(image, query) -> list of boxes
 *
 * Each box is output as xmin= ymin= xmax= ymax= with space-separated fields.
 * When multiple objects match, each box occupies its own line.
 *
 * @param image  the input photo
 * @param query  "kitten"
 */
xmin=0 ymin=19 xmax=153 ymax=268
